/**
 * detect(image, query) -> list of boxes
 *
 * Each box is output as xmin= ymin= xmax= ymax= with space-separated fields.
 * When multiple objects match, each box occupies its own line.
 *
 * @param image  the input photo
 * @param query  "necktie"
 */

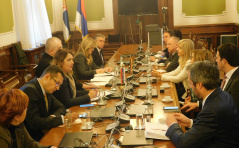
xmin=220 ymin=75 xmax=227 ymax=89
xmin=44 ymin=94 xmax=49 ymax=112
xmin=99 ymin=50 xmax=104 ymax=66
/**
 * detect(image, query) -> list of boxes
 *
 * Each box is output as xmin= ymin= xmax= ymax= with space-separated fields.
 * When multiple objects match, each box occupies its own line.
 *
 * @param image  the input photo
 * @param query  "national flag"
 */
xmin=63 ymin=0 xmax=71 ymax=43
xmin=75 ymin=0 xmax=88 ymax=37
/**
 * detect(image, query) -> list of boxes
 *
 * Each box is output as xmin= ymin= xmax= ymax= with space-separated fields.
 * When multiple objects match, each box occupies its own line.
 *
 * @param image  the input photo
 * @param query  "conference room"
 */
xmin=1 ymin=0 xmax=239 ymax=148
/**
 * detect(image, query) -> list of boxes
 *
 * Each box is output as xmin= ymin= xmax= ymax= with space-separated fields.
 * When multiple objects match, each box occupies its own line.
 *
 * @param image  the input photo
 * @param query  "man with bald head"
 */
xmin=36 ymin=37 xmax=62 ymax=77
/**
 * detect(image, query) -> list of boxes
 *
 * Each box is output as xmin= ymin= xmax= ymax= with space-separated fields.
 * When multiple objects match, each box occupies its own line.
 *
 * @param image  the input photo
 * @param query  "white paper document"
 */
xmin=94 ymin=72 xmax=114 ymax=77
xmin=145 ymin=122 xmax=170 ymax=140
xmin=90 ymin=76 xmax=113 ymax=82
xmin=156 ymin=69 xmax=167 ymax=73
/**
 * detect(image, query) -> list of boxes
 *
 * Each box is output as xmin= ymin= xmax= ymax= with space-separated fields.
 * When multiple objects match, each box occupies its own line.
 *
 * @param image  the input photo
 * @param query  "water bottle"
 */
xmin=65 ymin=109 xmax=72 ymax=128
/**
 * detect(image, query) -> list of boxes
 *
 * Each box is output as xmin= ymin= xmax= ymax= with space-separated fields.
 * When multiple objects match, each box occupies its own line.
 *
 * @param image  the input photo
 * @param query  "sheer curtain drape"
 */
xmin=13 ymin=0 xmax=52 ymax=49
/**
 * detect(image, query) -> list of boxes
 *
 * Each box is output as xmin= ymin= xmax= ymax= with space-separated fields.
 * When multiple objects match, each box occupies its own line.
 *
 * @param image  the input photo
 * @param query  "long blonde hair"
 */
xmin=192 ymin=49 xmax=214 ymax=63
xmin=178 ymin=39 xmax=194 ymax=69
xmin=75 ymin=37 xmax=97 ymax=65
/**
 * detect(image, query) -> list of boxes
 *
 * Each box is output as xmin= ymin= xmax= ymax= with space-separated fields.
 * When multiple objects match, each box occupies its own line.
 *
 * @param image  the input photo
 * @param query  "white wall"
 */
xmin=51 ymin=0 xmax=114 ymax=32
xmin=174 ymin=0 xmax=238 ymax=26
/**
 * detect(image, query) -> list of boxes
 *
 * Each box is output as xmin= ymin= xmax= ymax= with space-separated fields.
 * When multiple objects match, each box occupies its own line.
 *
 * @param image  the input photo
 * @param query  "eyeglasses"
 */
xmin=51 ymin=75 xmax=61 ymax=88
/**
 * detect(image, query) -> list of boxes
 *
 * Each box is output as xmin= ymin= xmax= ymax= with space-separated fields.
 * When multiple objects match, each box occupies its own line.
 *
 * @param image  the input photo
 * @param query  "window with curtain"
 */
xmin=13 ymin=0 xmax=52 ymax=49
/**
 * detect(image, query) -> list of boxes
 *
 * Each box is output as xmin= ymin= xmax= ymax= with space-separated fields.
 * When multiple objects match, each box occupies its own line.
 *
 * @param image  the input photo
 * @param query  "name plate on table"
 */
xmin=139 ymin=77 xmax=157 ymax=84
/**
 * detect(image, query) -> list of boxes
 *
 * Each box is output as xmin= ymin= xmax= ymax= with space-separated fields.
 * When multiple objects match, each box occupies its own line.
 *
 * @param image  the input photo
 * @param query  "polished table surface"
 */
xmin=39 ymin=44 xmax=179 ymax=148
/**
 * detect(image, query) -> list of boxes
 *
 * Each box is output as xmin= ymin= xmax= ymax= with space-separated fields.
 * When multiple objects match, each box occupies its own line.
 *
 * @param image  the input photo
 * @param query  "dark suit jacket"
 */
xmin=92 ymin=48 xmax=105 ymax=67
xmin=198 ymin=67 xmax=239 ymax=109
xmin=163 ymin=48 xmax=169 ymax=58
xmin=36 ymin=53 xmax=53 ymax=78
xmin=20 ymin=78 xmax=66 ymax=141
xmin=224 ymin=67 xmax=239 ymax=108
xmin=73 ymin=53 xmax=100 ymax=80
xmin=165 ymin=51 xmax=179 ymax=72
xmin=166 ymin=88 xmax=239 ymax=148
xmin=53 ymin=76 xmax=90 ymax=108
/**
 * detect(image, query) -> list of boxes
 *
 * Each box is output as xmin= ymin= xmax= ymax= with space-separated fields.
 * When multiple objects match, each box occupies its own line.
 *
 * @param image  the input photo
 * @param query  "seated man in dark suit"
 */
xmin=182 ymin=43 xmax=239 ymax=112
xmin=163 ymin=37 xmax=180 ymax=72
xmin=92 ymin=34 xmax=105 ymax=67
xmin=36 ymin=37 xmax=62 ymax=78
xmin=20 ymin=65 xmax=78 ymax=141
xmin=166 ymin=61 xmax=239 ymax=147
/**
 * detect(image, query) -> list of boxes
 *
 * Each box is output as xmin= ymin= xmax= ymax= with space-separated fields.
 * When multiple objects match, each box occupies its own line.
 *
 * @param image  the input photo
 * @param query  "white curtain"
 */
xmin=13 ymin=0 xmax=52 ymax=49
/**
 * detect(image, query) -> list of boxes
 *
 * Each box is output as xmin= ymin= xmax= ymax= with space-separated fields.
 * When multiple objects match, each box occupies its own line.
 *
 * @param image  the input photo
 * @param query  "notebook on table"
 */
xmin=58 ymin=132 xmax=93 ymax=148
xmin=90 ymin=106 xmax=116 ymax=118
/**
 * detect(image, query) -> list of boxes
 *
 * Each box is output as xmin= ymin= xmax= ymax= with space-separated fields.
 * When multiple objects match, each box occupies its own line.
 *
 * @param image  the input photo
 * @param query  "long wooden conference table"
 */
xmin=40 ymin=44 xmax=180 ymax=148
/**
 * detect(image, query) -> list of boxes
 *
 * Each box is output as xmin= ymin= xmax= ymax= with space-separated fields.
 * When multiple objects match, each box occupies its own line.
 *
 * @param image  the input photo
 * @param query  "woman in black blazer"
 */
xmin=52 ymin=49 xmax=98 ymax=108
xmin=72 ymin=37 xmax=112 ymax=80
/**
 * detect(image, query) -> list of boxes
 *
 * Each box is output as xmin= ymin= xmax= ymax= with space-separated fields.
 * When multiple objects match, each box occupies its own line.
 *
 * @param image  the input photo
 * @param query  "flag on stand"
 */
xmin=75 ymin=0 xmax=88 ymax=37
xmin=63 ymin=0 xmax=71 ymax=43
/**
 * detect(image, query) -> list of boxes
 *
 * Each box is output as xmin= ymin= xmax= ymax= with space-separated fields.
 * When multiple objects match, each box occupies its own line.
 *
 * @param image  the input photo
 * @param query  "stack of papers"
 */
xmin=90 ymin=73 xmax=114 ymax=86
xmin=145 ymin=122 xmax=170 ymax=140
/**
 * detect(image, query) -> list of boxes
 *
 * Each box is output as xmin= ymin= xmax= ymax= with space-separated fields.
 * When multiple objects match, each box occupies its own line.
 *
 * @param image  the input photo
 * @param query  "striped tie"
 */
xmin=220 ymin=75 xmax=227 ymax=90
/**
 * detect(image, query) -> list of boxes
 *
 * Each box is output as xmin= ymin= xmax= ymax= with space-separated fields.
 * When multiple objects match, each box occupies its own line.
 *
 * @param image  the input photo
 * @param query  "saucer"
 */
xmin=162 ymin=98 xmax=173 ymax=103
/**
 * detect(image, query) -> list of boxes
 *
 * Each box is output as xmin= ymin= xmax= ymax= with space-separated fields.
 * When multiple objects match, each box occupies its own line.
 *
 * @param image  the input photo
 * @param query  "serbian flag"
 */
xmin=63 ymin=0 xmax=71 ymax=43
xmin=75 ymin=0 xmax=88 ymax=37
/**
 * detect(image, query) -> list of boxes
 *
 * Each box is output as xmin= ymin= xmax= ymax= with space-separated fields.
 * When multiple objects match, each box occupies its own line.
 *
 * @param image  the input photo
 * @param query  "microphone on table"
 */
xmin=130 ymin=73 xmax=144 ymax=87
xmin=104 ymin=126 xmax=120 ymax=148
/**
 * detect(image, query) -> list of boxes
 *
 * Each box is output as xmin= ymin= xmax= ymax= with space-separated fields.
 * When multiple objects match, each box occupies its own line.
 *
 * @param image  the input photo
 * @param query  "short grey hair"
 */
xmin=187 ymin=61 xmax=220 ymax=90
xmin=94 ymin=34 xmax=105 ymax=40
xmin=45 ymin=37 xmax=62 ymax=52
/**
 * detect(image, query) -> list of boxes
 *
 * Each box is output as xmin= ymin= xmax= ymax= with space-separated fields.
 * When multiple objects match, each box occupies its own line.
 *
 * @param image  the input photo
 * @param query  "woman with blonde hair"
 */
xmin=52 ymin=49 xmax=98 ymax=108
xmin=0 ymin=89 xmax=56 ymax=148
xmin=191 ymin=48 xmax=214 ymax=63
xmin=152 ymin=39 xmax=194 ymax=100
xmin=73 ymin=37 xmax=112 ymax=80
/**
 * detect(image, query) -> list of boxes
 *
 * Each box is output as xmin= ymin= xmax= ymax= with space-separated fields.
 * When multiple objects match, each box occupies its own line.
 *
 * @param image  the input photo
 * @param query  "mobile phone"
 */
xmin=80 ymin=104 xmax=94 ymax=107
xmin=163 ymin=106 xmax=180 ymax=113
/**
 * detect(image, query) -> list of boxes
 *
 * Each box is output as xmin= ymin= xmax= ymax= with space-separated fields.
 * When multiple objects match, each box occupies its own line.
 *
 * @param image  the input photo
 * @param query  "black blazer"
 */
xmin=53 ymin=76 xmax=90 ymax=108
xmin=166 ymin=88 xmax=239 ymax=148
xmin=165 ymin=51 xmax=179 ymax=72
xmin=224 ymin=67 xmax=239 ymax=108
xmin=92 ymin=48 xmax=105 ymax=67
xmin=73 ymin=53 xmax=100 ymax=80
xmin=20 ymin=78 xmax=66 ymax=141
xmin=36 ymin=53 xmax=53 ymax=78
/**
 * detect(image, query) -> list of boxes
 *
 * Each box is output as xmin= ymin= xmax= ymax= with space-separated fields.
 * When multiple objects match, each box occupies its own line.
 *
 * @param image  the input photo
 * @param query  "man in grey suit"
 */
xmin=182 ymin=43 xmax=239 ymax=112
xmin=166 ymin=61 xmax=239 ymax=147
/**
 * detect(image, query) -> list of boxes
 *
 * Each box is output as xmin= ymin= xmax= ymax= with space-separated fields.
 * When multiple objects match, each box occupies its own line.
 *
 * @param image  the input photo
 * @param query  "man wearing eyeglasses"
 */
xmin=20 ymin=65 xmax=79 ymax=141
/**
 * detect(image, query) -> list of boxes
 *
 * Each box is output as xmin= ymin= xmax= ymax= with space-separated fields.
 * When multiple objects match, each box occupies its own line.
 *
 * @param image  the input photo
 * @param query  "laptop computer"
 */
xmin=121 ymin=130 xmax=153 ymax=147
xmin=58 ymin=132 xmax=93 ymax=148
xmin=127 ymin=105 xmax=153 ymax=116
xmin=139 ymin=77 xmax=157 ymax=84
xmin=91 ymin=106 xmax=116 ymax=118
xmin=137 ymin=89 xmax=158 ymax=98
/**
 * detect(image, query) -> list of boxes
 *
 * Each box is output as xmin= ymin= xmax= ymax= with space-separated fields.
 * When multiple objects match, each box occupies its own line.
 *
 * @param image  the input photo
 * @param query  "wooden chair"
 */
xmin=0 ymin=43 xmax=36 ymax=88
xmin=108 ymin=34 xmax=121 ymax=43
